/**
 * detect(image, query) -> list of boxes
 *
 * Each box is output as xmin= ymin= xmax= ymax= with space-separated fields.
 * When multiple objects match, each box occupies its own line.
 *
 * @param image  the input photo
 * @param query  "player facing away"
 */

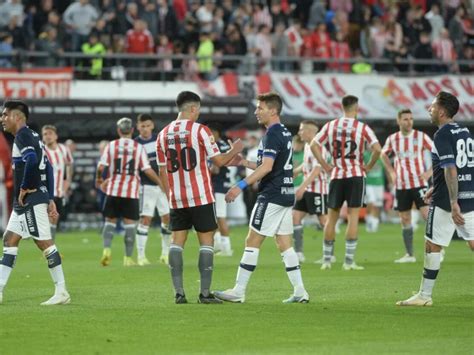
xmin=397 ymin=92 xmax=474 ymax=307
xmin=96 ymin=117 xmax=162 ymax=267
xmin=310 ymin=95 xmax=382 ymax=271
xmin=42 ymin=125 xmax=74 ymax=240
xmin=156 ymin=91 xmax=243 ymax=304
xmin=134 ymin=114 xmax=172 ymax=266
xmin=0 ymin=100 xmax=70 ymax=305
xmin=381 ymin=109 xmax=433 ymax=263
xmin=208 ymin=123 xmax=233 ymax=256
xmin=293 ymin=120 xmax=328 ymax=263
xmin=214 ymin=92 xmax=310 ymax=304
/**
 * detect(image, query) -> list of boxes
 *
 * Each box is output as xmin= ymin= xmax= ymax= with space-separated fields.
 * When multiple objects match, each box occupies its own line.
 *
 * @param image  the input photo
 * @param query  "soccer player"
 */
xmin=293 ymin=120 xmax=328 ymax=263
xmin=96 ymin=117 xmax=162 ymax=267
xmin=214 ymin=92 xmax=310 ymax=304
xmin=397 ymin=92 xmax=474 ymax=307
xmin=310 ymin=95 xmax=381 ymax=271
xmin=156 ymin=91 xmax=243 ymax=304
xmin=134 ymin=114 xmax=172 ymax=266
xmin=208 ymin=123 xmax=233 ymax=256
xmin=42 ymin=125 xmax=74 ymax=240
xmin=363 ymin=150 xmax=385 ymax=233
xmin=381 ymin=109 xmax=433 ymax=263
xmin=0 ymin=100 xmax=70 ymax=305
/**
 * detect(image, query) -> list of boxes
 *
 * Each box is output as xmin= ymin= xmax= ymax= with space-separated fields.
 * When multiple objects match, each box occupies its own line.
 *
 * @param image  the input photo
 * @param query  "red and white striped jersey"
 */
xmin=99 ymin=138 xmax=150 ymax=199
xmin=314 ymin=117 xmax=379 ymax=180
xmin=382 ymin=130 xmax=433 ymax=190
xmin=303 ymin=143 xmax=328 ymax=194
xmin=44 ymin=143 xmax=73 ymax=198
xmin=156 ymin=119 xmax=220 ymax=209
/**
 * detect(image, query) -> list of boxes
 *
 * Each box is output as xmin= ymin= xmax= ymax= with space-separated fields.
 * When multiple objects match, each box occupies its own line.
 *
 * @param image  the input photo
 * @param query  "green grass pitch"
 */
xmin=0 ymin=223 xmax=472 ymax=354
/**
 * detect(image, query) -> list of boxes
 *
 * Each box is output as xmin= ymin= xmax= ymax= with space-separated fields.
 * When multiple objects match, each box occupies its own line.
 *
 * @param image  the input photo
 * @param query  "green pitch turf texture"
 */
xmin=0 ymin=223 xmax=472 ymax=355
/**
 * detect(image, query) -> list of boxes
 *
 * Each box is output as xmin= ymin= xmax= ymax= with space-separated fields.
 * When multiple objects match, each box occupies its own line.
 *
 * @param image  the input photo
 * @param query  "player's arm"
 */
xmin=309 ymin=140 xmax=332 ymax=173
xmin=380 ymin=152 xmax=395 ymax=185
xmin=158 ymin=165 xmax=169 ymax=197
xmin=45 ymin=158 xmax=59 ymax=219
xmin=143 ymin=168 xmax=165 ymax=190
xmin=293 ymin=162 xmax=303 ymax=176
xmin=95 ymin=163 xmax=105 ymax=189
xmin=296 ymin=165 xmax=321 ymax=200
xmin=232 ymin=156 xmax=258 ymax=170
xmin=364 ymin=142 xmax=382 ymax=172
xmin=444 ymin=165 xmax=464 ymax=225
xmin=18 ymin=147 xmax=40 ymax=206
xmin=210 ymin=139 xmax=244 ymax=167
xmin=225 ymin=156 xmax=273 ymax=202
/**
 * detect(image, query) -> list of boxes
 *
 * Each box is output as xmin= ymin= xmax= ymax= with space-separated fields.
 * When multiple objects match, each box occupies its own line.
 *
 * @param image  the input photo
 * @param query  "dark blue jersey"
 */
xmin=256 ymin=123 xmax=295 ymax=207
xmin=12 ymin=126 xmax=50 ymax=210
xmin=212 ymin=139 xmax=231 ymax=193
xmin=135 ymin=134 xmax=158 ymax=186
xmin=431 ymin=122 xmax=474 ymax=213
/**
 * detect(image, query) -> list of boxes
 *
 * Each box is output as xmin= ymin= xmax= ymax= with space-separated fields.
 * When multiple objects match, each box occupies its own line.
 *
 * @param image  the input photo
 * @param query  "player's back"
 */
xmin=303 ymin=143 xmax=328 ymax=194
xmin=432 ymin=122 xmax=474 ymax=213
xmin=135 ymin=134 xmax=158 ymax=186
xmin=44 ymin=143 xmax=72 ymax=198
xmin=157 ymin=119 xmax=219 ymax=208
xmin=316 ymin=117 xmax=378 ymax=179
xmin=102 ymin=137 xmax=148 ymax=199
xmin=12 ymin=126 xmax=49 ymax=207
xmin=257 ymin=123 xmax=294 ymax=206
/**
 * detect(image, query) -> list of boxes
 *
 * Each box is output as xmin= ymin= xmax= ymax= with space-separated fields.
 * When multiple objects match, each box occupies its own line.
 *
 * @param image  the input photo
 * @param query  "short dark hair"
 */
xmin=206 ymin=122 xmax=223 ymax=134
xmin=300 ymin=120 xmax=318 ymax=128
xmin=397 ymin=109 xmax=412 ymax=119
xmin=341 ymin=95 xmax=358 ymax=110
xmin=176 ymin=91 xmax=201 ymax=111
xmin=42 ymin=124 xmax=57 ymax=133
xmin=137 ymin=113 xmax=153 ymax=123
xmin=257 ymin=92 xmax=282 ymax=115
xmin=436 ymin=91 xmax=459 ymax=118
xmin=3 ymin=100 xmax=29 ymax=120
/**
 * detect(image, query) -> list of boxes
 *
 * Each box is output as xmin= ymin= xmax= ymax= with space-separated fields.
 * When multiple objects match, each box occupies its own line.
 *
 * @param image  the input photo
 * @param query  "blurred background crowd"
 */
xmin=0 ymin=0 xmax=472 ymax=77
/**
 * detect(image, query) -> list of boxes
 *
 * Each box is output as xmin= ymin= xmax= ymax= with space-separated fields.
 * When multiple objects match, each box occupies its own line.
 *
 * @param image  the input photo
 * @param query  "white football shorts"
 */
xmin=215 ymin=192 xmax=227 ymax=218
xmin=6 ymin=203 xmax=51 ymax=240
xmin=139 ymin=184 xmax=170 ymax=217
xmin=425 ymin=205 xmax=474 ymax=247
xmin=250 ymin=200 xmax=293 ymax=237
xmin=365 ymin=185 xmax=384 ymax=207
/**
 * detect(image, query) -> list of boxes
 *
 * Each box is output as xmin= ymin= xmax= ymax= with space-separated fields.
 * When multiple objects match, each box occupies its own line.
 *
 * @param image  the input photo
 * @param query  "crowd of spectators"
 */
xmin=0 ymin=0 xmax=472 ymax=79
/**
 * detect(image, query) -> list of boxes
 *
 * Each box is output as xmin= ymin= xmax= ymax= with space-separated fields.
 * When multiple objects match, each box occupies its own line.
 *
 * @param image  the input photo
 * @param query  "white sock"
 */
xmin=44 ymin=245 xmax=66 ymax=294
xmin=235 ymin=247 xmax=259 ymax=294
xmin=0 ymin=247 xmax=18 ymax=293
xmin=161 ymin=233 xmax=171 ymax=256
xmin=365 ymin=215 xmax=373 ymax=231
xmin=136 ymin=224 xmax=149 ymax=259
xmin=214 ymin=232 xmax=222 ymax=250
xmin=372 ymin=216 xmax=379 ymax=231
xmin=281 ymin=247 xmax=305 ymax=296
xmin=420 ymin=252 xmax=441 ymax=298
xmin=220 ymin=236 xmax=231 ymax=251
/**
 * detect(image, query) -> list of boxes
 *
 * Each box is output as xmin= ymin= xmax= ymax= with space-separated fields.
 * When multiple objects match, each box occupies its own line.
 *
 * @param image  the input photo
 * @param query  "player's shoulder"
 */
xmin=16 ymin=126 xmax=38 ymax=144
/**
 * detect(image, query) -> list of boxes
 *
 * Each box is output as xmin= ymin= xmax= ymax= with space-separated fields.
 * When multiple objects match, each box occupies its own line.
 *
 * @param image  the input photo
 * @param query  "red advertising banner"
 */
xmin=0 ymin=68 xmax=73 ymax=99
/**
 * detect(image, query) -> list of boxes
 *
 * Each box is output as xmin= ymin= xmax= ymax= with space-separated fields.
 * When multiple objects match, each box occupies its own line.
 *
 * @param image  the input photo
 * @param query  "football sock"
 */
xmin=0 ymin=247 xmax=18 ymax=293
xmin=161 ymin=223 xmax=171 ymax=256
xmin=344 ymin=239 xmax=358 ymax=265
xmin=372 ymin=216 xmax=379 ymax=232
xmin=198 ymin=246 xmax=214 ymax=297
xmin=365 ymin=215 xmax=373 ymax=231
xmin=293 ymin=224 xmax=303 ymax=253
xmin=220 ymin=235 xmax=231 ymax=252
xmin=281 ymin=247 xmax=305 ymax=296
xmin=402 ymin=226 xmax=414 ymax=256
xmin=124 ymin=224 xmax=136 ymax=257
xmin=420 ymin=252 xmax=441 ymax=298
xmin=235 ymin=247 xmax=259 ymax=294
xmin=50 ymin=224 xmax=57 ymax=241
xmin=169 ymin=244 xmax=184 ymax=295
xmin=44 ymin=245 xmax=66 ymax=294
xmin=323 ymin=239 xmax=334 ymax=263
xmin=214 ymin=232 xmax=222 ymax=250
xmin=102 ymin=222 xmax=115 ymax=248
xmin=136 ymin=224 xmax=149 ymax=259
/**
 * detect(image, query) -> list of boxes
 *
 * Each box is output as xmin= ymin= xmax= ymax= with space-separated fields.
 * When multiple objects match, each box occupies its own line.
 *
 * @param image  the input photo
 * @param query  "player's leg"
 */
xmin=292 ymin=209 xmax=306 ymax=263
xmin=156 ymin=188 xmax=171 ymax=264
xmin=395 ymin=209 xmax=416 ymax=263
xmin=120 ymin=198 xmax=140 ymax=266
xmin=0 ymin=227 xmax=21 ymax=304
xmin=168 ymin=226 xmax=188 ymax=303
xmin=274 ymin=206 xmax=309 ymax=303
xmin=49 ymin=197 xmax=63 ymax=241
xmin=100 ymin=195 xmax=117 ymax=266
xmin=29 ymin=203 xmax=70 ymax=305
xmin=397 ymin=206 xmax=454 ymax=306
xmin=191 ymin=203 xmax=221 ymax=304
xmin=343 ymin=207 xmax=364 ymax=270
xmin=136 ymin=215 xmax=151 ymax=266
xmin=343 ymin=177 xmax=365 ymax=270
xmin=215 ymin=200 xmax=273 ymax=303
